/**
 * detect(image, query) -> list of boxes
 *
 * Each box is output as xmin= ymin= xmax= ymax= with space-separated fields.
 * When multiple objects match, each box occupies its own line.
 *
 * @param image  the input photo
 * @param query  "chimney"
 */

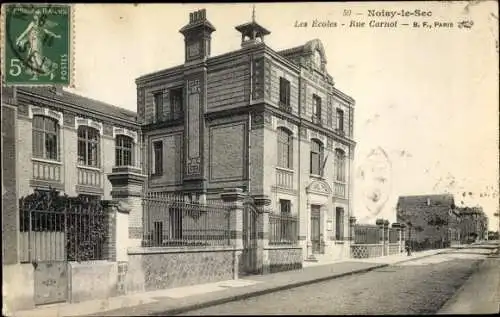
xmin=179 ymin=9 xmax=216 ymax=62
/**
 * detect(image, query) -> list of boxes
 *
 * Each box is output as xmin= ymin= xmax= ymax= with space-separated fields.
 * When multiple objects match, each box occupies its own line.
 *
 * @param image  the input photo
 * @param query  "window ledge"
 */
xmin=77 ymin=165 xmax=102 ymax=172
xmin=276 ymin=166 xmax=294 ymax=173
xmin=32 ymin=157 xmax=63 ymax=165
xmin=310 ymin=174 xmax=325 ymax=180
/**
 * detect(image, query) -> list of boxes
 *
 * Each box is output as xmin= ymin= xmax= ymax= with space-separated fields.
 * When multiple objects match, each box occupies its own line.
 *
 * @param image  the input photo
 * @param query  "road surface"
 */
xmin=176 ymin=250 xmax=489 ymax=315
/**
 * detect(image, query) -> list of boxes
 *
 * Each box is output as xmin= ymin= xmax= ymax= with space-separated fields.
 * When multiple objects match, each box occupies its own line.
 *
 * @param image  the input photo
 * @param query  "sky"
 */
xmin=66 ymin=2 xmax=499 ymax=230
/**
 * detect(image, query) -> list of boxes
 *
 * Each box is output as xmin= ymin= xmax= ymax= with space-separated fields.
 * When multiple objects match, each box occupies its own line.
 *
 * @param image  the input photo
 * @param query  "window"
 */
xmin=280 ymin=199 xmax=291 ymax=214
xmin=170 ymin=88 xmax=184 ymax=119
xmin=335 ymin=149 xmax=346 ymax=182
xmin=152 ymin=141 xmax=163 ymax=176
xmin=279 ymin=78 xmax=291 ymax=110
xmin=32 ymin=115 xmax=59 ymax=160
xmin=279 ymin=199 xmax=294 ymax=243
xmin=77 ymin=126 xmax=100 ymax=167
xmin=336 ymin=108 xmax=344 ymax=132
xmin=335 ymin=207 xmax=344 ymax=240
xmin=78 ymin=194 xmax=100 ymax=202
xmin=310 ymin=139 xmax=323 ymax=176
xmin=154 ymin=92 xmax=163 ymax=122
xmin=277 ymin=128 xmax=293 ymax=169
xmin=115 ymin=135 xmax=134 ymax=167
xmin=313 ymin=95 xmax=322 ymax=123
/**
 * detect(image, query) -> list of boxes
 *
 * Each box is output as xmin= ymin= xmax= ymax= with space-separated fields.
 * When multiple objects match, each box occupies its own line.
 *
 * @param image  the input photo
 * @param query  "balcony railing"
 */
xmin=154 ymin=111 xmax=184 ymax=124
xmin=32 ymin=159 xmax=62 ymax=182
xmin=77 ymin=166 xmax=102 ymax=188
xmin=276 ymin=168 xmax=294 ymax=189
xmin=333 ymin=181 xmax=346 ymax=198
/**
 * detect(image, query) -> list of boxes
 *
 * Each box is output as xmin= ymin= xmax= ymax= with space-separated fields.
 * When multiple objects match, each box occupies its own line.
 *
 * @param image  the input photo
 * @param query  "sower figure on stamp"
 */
xmin=15 ymin=9 xmax=61 ymax=80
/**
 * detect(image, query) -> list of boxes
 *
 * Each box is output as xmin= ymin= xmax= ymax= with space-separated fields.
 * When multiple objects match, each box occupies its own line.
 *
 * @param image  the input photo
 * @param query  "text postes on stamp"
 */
xmin=3 ymin=4 xmax=72 ymax=86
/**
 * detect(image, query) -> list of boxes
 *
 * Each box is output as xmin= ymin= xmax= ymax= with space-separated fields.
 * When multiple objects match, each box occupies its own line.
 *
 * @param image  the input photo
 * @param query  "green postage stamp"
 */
xmin=2 ymin=3 xmax=73 ymax=86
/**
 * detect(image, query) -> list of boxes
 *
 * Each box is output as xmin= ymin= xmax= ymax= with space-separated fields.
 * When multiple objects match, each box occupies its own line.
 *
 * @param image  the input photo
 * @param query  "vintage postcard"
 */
xmin=1 ymin=2 xmax=498 ymax=316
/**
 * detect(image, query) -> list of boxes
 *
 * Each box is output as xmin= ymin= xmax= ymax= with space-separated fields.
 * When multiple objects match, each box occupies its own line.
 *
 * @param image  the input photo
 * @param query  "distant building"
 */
xmin=135 ymin=9 xmax=356 ymax=261
xmin=396 ymin=194 xmax=461 ymax=249
xmin=457 ymin=206 xmax=488 ymax=242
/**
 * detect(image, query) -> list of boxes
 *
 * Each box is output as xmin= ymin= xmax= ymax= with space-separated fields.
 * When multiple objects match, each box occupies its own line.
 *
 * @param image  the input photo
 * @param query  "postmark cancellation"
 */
xmin=1 ymin=3 xmax=74 ymax=87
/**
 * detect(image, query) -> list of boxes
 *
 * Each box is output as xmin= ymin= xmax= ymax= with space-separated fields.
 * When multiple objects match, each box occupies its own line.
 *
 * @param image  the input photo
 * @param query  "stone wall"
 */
xmin=265 ymin=246 xmax=302 ymax=273
xmin=69 ymin=261 xmax=118 ymax=303
xmin=126 ymin=247 xmax=234 ymax=292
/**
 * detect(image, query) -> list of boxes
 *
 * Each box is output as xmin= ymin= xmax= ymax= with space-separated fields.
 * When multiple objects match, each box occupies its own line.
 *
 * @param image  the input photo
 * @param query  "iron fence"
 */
xmin=354 ymin=225 xmax=381 ymax=244
xmin=19 ymin=190 xmax=107 ymax=263
xmin=388 ymin=228 xmax=399 ymax=243
xmin=142 ymin=192 xmax=231 ymax=247
xmin=269 ymin=214 xmax=299 ymax=245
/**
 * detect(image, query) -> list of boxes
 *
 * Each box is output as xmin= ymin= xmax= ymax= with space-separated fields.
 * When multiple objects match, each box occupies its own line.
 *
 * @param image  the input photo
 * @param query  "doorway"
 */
xmin=311 ymin=205 xmax=321 ymax=254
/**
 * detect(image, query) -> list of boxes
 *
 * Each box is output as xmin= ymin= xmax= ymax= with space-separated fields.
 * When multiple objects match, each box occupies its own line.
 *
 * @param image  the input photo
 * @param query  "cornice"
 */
xmin=17 ymin=91 xmax=139 ymax=129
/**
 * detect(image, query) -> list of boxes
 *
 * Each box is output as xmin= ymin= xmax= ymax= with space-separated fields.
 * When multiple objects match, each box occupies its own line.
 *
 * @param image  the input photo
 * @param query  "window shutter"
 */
xmin=288 ymin=134 xmax=293 ymax=169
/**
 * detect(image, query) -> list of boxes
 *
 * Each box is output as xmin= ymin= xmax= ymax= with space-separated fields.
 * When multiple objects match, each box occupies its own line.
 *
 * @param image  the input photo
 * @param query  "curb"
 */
xmin=153 ymin=251 xmax=445 ymax=316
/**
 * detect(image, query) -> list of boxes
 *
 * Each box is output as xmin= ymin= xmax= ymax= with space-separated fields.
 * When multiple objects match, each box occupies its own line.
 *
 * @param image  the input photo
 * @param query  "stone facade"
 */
xmin=3 ymin=86 xmax=140 ymax=201
xmin=136 ymin=8 xmax=356 ymax=263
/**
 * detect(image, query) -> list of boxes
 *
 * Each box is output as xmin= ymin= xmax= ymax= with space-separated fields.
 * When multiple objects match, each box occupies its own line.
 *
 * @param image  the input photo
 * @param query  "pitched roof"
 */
xmin=16 ymin=86 xmax=137 ymax=122
xmin=397 ymin=194 xmax=455 ymax=209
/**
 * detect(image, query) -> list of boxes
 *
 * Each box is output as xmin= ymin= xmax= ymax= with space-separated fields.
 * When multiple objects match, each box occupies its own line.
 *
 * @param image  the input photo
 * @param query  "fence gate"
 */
xmin=34 ymin=261 xmax=68 ymax=305
xmin=19 ymin=190 xmax=107 ymax=306
xmin=241 ymin=197 xmax=259 ymax=275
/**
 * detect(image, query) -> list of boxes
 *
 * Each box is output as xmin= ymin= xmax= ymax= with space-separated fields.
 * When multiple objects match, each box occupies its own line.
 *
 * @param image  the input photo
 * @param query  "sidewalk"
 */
xmin=437 ymin=255 xmax=500 ymax=314
xmin=11 ymin=249 xmax=446 ymax=317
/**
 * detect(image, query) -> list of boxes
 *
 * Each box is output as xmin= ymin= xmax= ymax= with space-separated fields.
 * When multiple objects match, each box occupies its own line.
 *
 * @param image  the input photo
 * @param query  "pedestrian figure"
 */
xmin=405 ymin=241 xmax=412 ymax=256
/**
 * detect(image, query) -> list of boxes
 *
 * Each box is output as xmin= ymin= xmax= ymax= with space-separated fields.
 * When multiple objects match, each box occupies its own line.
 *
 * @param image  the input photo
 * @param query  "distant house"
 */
xmin=396 ymin=194 xmax=461 ymax=250
xmin=457 ymin=206 xmax=488 ymax=243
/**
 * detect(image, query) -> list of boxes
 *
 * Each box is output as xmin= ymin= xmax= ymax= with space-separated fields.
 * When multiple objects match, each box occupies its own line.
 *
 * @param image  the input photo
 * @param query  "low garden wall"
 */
xmin=125 ymin=246 xmax=235 ymax=293
xmin=264 ymin=246 xmax=302 ymax=273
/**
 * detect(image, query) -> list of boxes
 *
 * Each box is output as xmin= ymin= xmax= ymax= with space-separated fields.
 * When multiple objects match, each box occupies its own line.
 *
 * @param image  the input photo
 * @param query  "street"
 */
xmin=176 ymin=249 xmax=492 ymax=315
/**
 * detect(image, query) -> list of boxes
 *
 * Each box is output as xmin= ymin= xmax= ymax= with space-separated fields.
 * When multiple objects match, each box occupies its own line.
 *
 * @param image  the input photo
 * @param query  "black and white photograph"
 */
xmin=1 ymin=2 xmax=499 ymax=316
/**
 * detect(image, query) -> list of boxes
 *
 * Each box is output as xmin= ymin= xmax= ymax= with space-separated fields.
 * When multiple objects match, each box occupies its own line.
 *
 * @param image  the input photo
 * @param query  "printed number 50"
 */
xmin=9 ymin=59 xmax=23 ymax=77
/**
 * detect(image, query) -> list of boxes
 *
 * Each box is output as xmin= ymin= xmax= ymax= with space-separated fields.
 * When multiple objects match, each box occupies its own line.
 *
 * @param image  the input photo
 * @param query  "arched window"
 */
xmin=310 ymin=139 xmax=324 ymax=176
xmin=115 ymin=135 xmax=134 ymax=167
xmin=78 ymin=126 xmax=100 ymax=167
xmin=277 ymin=128 xmax=293 ymax=169
xmin=32 ymin=115 xmax=59 ymax=160
xmin=335 ymin=149 xmax=346 ymax=182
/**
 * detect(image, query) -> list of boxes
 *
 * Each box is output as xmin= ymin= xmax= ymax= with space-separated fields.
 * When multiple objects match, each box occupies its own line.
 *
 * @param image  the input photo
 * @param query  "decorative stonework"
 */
xmin=264 ymin=59 xmax=272 ymax=100
xmin=326 ymin=137 xmax=333 ymax=150
xmin=113 ymin=127 xmax=138 ymax=143
xmin=306 ymin=179 xmax=332 ymax=196
xmin=103 ymin=124 xmax=113 ymax=137
xmin=263 ymin=112 xmax=272 ymax=127
xmin=299 ymin=126 xmax=307 ymax=139
xmin=29 ymin=105 xmax=63 ymax=126
xmin=75 ymin=117 xmax=103 ymax=135
xmin=252 ymin=58 xmax=264 ymax=100
xmin=251 ymin=113 xmax=264 ymax=128
xmin=137 ymin=88 xmax=145 ymax=124
xmin=186 ymin=79 xmax=202 ymax=177
xmin=300 ymin=81 xmax=307 ymax=114
xmin=63 ymin=112 xmax=75 ymax=127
